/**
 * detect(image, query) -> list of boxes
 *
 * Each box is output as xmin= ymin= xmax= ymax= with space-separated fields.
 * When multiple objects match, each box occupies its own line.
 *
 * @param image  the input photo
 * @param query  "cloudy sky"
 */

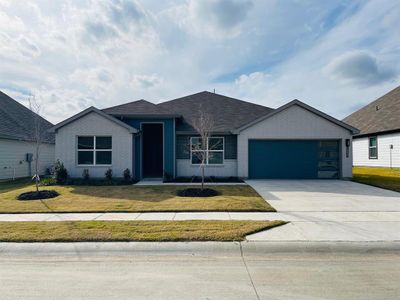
xmin=0 ymin=0 xmax=399 ymax=124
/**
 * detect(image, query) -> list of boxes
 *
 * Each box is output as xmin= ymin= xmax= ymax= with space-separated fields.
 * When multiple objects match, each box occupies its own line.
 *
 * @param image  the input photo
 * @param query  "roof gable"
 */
xmin=49 ymin=106 xmax=137 ymax=134
xmin=343 ymin=85 xmax=400 ymax=135
xmin=234 ymin=99 xmax=359 ymax=134
xmin=0 ymin=91 xmax=54 ymax=143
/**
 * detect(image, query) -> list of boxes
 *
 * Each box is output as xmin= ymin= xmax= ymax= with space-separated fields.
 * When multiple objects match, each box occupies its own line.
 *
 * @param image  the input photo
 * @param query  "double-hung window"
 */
xmin=368 ymin=137 xmax=377 ymax=159
xmin=191 ymin=137 xmax=224 ymax=165
xmin=77 ymin=136 xmax=112 ymax=165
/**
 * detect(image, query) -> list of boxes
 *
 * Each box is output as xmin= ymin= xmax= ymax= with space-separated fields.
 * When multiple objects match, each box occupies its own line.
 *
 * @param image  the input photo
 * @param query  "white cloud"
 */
xmin=131 ymin=74 xmax=162 ymax=89
xmin=188 ymin=0 xmax=253 ymax=37
xmin=0 ymin=0 xmax=399 ymax=124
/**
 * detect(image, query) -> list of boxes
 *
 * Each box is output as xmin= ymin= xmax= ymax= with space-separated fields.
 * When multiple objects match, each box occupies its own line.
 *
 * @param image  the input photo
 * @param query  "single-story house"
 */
xmin=0 ymin=91 xmax=55 ymax=180
xmin=50 ymin=91 xmax=358 ymax=180
xmin=343 ymin=85 xmax=400 ymax=168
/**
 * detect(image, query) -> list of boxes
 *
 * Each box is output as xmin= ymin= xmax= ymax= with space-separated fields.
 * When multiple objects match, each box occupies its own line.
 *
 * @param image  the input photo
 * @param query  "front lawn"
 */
xmin=0 ymin=178 xmax=32 ymax=193
xmin=353 ymin=167 xmax=400 ymax=192
xmin=0 ymin=220 xmax=285 ymax=242
xmin=0 ymin=183 xmax=275 ymax=213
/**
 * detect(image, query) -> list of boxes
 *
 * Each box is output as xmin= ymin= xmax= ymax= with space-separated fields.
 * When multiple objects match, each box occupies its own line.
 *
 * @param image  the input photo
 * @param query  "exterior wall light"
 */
xmin=345 ymin=139 xmax=350 ymax=158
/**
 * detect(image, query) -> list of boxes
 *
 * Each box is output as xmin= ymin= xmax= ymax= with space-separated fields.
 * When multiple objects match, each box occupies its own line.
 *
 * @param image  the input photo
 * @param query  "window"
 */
xmin=369 ymin=137 xmax=378 ymax=159
xmin=77 ymin=136 xmax=112 ymax=165
xmin=190 ymin=137 xmax=224 ymax=165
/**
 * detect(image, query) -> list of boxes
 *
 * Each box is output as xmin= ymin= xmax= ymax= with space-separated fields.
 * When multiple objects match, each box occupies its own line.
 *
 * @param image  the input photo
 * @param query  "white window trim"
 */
xmin=190 ymin=136 xmax=224 ymax=166
xmin=368 ymin=136 xmax=378 ymax=159
xmin=77 ymin=136 xmax=112 ymax=166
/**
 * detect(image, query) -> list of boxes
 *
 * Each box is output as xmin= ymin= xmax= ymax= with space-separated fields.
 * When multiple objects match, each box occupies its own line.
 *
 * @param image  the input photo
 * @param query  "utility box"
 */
xmin=26 ymin=153 xmax=33 ymax=162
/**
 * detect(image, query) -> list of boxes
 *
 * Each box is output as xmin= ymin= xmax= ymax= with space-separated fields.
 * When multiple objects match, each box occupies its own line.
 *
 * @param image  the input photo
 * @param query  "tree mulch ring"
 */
xmin=17 ymin=190 xmax=60 ymax=201
xmin=177 ymin=188 xmax=219 ymax=197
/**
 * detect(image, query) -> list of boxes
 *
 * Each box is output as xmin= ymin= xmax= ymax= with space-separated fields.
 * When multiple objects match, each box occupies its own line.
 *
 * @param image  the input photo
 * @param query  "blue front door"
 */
xmin=248 ymin=140 xmax=340 ymax=179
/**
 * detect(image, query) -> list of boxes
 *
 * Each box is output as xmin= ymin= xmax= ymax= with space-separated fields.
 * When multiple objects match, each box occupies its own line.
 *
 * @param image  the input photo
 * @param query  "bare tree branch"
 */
xmin=28 ymin=95 xmax=43 ymax=193
xmin=191 ymin=104 xmax=215 ymax=190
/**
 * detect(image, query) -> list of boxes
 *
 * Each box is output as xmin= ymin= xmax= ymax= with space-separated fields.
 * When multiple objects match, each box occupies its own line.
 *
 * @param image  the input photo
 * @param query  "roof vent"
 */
xmin=376 ymin=105 xmax=380 ymax=111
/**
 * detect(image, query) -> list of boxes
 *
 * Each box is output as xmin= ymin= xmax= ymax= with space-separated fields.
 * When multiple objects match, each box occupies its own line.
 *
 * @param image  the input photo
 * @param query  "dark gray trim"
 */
xmin=353 ymin=128 xmax=400 ymax=139
xmin=233 ymin=100 xmax=360 ymax=134
xmin=49 ymin=107 xmax=138 ymax=134
xmin=111 ymin=114 xmax=181 ymax=119
xmin=176 ymin=131 xmax=233 ymax=135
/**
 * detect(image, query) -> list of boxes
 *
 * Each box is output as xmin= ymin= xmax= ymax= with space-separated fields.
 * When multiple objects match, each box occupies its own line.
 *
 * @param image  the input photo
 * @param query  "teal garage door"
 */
xmin=248 ymin=140 xmax=340 ymax=179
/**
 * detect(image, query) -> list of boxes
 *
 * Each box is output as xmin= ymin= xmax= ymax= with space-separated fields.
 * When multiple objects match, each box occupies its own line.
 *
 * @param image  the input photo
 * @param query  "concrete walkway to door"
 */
xmin=245 ymin=180 xmax=400 ymax=241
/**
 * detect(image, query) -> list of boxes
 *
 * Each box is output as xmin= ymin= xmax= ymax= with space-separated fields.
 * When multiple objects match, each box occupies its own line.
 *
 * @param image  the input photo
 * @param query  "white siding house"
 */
xmin=344 ymin=85 xmax=400 ymax=169
xmin=0 ymin=91 xmax=55 ymax=180
xmin=353 ymin=133 xmax=400 ymax=168
xmin=0 ymin=139 xmax=54 ymax=180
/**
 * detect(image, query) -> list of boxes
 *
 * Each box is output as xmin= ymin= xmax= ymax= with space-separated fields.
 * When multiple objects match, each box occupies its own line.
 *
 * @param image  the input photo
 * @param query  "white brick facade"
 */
xmin=55 ymin=112 xmax=133 ymax=178
xmin=237 ymin=105 xmax=353 ymax=178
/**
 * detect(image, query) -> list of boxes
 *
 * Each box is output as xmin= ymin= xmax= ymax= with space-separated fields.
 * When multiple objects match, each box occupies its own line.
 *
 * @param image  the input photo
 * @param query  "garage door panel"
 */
xmin=248 ymin=140 xmax=339 ymax=179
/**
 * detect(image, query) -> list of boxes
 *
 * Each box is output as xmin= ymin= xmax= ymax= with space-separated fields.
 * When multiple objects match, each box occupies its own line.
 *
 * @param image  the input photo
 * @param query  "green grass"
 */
xmin=0 ymin=220 xmax=286 ymax=242
xmin=353 ymin=167 xmax=400 ymax=192
xmin=0 ymin=183 xmax=275 ymax=213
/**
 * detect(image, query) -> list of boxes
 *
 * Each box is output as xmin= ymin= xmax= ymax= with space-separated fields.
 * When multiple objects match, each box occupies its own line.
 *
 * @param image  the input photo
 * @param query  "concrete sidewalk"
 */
xmin=1 ymin=211 xmax=400 ymax=241
xmin=0 ymin=212 xmax=275 ymax=221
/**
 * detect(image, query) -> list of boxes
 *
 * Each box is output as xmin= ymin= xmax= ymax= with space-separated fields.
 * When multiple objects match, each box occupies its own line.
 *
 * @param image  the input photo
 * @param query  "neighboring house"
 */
xmin=50 ymin=91 xmax=358 ymax=180
xmin=0 ymin=91 xmax=55 ymax=180
xmin=344 ymin=86 xmax=400 ymax=168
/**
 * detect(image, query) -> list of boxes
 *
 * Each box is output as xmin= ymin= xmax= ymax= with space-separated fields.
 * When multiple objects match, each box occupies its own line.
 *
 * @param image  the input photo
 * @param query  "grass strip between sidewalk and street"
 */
xmin=0 ymin=220 xmax=286 ymax=242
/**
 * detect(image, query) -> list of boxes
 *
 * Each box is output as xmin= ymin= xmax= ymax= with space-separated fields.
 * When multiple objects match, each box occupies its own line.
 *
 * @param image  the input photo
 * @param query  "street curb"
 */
xmin=1 ymin=241 xmax=400 ymax=257
xmin=241 ymin=241 xmax=400 ymax=255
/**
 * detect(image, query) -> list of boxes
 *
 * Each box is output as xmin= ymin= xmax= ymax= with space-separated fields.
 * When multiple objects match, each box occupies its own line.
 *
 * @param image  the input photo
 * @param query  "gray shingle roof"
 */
xmin=102 ymin=99 xmax=178 ymax=117
xmin=0 ymin=91 xmax=54 ymax=143
xmin=158 ymin=92 xmax=274 ymax=132
xmin=102 ymin=91 xmax=273 ymax=133
xmin=343 ymin=86 xmax=400 ymax=136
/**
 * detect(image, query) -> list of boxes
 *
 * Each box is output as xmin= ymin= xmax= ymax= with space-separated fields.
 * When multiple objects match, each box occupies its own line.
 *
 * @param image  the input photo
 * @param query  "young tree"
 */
xmin=191 ymin=106 xmax=220 ymax=190
xmin=28 ymin=95 xmax=45 ymax=194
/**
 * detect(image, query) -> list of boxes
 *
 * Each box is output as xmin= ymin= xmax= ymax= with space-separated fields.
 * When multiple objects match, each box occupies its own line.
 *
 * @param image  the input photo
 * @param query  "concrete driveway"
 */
xmin=245 ymin=180 xmax=400 ymax=241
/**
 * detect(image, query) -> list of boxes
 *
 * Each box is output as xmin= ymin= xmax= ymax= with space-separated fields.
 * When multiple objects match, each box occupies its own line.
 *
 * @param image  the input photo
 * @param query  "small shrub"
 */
xmin=123 ymin=168 xmax=131 ymax=181
xmin=40 ymin=177 xmax=57 ymax=186
xmin=54 ymin=160 xmax=68 ymax=184
xmin=105 ymin=168 xmax=113 ymax=180
xmin=63 ymin=178 xmax=135 ymax=186
xmin=82 ymin=169 xmax=90 ymax=180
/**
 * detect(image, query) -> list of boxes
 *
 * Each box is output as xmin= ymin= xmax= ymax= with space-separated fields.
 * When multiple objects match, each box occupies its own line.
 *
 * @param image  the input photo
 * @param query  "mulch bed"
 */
xmin=17 ymin=190 xmax=60 ymax=201
xmin=177 ymin=188 xmax=219 ymax=197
